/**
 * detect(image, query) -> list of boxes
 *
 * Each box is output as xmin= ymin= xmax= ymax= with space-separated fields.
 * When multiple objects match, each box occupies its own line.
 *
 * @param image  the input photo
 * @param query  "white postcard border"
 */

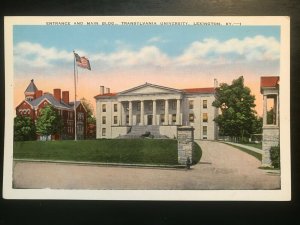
xmin=3 ymin=16 xmax=291 ymax=201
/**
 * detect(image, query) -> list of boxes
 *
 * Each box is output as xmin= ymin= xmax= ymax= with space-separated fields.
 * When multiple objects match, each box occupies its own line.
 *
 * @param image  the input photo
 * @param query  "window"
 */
xmin=102 ymin=104 xmax=106 ymax=112
xmin=171 ymin=101 xmax=176 ymax=110
xmin=189 ymin=113 xmax=194 ymax=122
xmin=203 ymin=113 xmax=208 ymax=122
xmin=172 ymin=114 xmax=176 ymax=123
xmin=114 ymin=116 xmax=118 ymax=124
xmin=203 ymin=100 xmax=207 ymax=109
xmin=102 ymin=128 xmax=106 ymax=136
xmin=114 ymin=104 xmax=118 ymax=112
xmin=78 ymin=112 xmax=84 ymax=121
xmin=136 ymin=114 xmax=141 ymax=124
xmin=137 ymin=102 xmax=141 ymax=111
xmin=160 ymin=114 xmax=165 ymax=123
xmin=203 ymin=126 xmax=207 ymax=135
xmin=189 ymin=100 xmax=194 ymax=109
xmin=148 ymin=102 xmax=153 ymax=111
xmin=126 ymin=115 xmax=129 ymax=124
xmin=160 ymin=101 xmax=165 ymax=110
xmin=102 ymin=116 xmax=106 ymax=124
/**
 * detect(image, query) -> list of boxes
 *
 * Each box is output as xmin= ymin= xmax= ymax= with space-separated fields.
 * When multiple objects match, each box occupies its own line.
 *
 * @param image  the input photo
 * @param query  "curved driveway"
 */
xmin=13 ymin=141 xmax=280 ymax=190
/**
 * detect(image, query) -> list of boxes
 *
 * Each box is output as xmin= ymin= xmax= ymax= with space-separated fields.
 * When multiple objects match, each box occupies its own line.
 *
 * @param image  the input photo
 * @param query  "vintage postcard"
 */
xmin=3 ymin=16 xmax=290 ymax=200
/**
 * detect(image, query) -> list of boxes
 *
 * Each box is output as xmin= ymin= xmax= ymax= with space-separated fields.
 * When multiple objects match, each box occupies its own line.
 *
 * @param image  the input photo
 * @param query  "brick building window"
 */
xmin=114 ymin=116 xmax=118 ymax=124
xmin=114 ymin=104 xmax=118 ymax=112
xmin=203 ymin=113 xmax=208 ymax=122
xmin=78 ymin=112 xmax=84 ymax=121
xmin=126 ymin=115 xmax=129 ymax=124
xmin=203 ymin=100 xmax=207 ymax=109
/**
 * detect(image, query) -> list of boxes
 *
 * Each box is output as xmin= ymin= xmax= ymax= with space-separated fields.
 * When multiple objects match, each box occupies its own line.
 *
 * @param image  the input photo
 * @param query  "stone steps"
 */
xmin=117 ymin=125 xmax=168 ymax=139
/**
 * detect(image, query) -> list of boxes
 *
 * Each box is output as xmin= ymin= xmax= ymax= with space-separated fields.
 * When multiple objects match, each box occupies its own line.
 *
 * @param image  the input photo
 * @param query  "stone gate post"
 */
xmin=177 ymin=126 xmax=194 ymax=165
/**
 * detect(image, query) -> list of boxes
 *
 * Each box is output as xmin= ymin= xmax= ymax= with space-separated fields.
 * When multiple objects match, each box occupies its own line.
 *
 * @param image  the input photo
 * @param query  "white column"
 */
xmin=164 ymin=99 xmax=169 ymax=125
xmin=263 ymin=95 xmax=267 ymax=126
xmin=141 ymin=100 xmax=144 ymax=125
xmin=118 ymin=102 xmax=122 ymax=126
xmin=129 ymin=101 xmax=133 ymax=126
xmin=153 ymin=100 xmax=156 ymax=125
xmin=176 ymin=99 xmax=181 ymax=125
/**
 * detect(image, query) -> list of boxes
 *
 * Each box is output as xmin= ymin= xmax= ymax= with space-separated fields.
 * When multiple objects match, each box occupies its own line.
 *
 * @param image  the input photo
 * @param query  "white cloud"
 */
xmin=91 ymin=45 xmax=171 ymax=68
xmin=147 ymin=36 xmax=168 ymax=43
xmin=14 ymin=35 xmax=280 ymax=71
xmin=175 ymin=35 xmax=280 ymax=66
xmin=14 ymin=42 xmax=75 ymax=68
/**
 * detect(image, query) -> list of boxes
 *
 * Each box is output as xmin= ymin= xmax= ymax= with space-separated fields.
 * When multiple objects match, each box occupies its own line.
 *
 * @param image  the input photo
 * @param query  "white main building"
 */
xmin=95 ymin=83 xmax=218 ymax=140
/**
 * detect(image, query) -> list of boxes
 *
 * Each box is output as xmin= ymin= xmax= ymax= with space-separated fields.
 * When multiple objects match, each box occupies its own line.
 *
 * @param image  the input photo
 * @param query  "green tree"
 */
xmin=80 ymin=97 xmax=94 ymax=119
xmin=252 ymin=116 xmax=263 ymax=134
xmin=212 ymin=76 xmax=258 ymax=141
xmin=36 ymin=105 xmax=63 ymax=140
xmin=267 ymin=108 xmax=275 ymax=124
xmin=14 ymin=116 xmax=36 ymax=141
xmin=80 ymin=97 xmax=96 ymax=139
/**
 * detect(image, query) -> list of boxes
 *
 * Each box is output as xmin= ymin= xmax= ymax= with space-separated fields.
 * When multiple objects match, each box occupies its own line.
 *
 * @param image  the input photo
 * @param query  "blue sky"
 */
xmin=13 ymin=25 xmax=281 ymax=115
xmin=14 ymin=25 xmax=280 ymax=57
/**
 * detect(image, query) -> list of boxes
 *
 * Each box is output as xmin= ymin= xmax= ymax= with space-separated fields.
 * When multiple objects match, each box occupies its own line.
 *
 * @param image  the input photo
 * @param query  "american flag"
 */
xmin=74 ymin=52 xmax=91 ymax=70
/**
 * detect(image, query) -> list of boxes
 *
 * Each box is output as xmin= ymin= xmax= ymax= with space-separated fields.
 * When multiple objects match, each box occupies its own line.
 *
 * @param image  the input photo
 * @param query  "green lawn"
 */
xmin=240 ymin=142 xmax=262 ymax=150
xmin=224 ymin=143 xmax=262 ymax=161
xmin=14 ymin=139 xmax=202 ymax=165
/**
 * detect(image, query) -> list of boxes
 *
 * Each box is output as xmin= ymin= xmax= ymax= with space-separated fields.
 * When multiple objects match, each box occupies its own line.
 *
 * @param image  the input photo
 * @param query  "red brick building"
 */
xmin=16 ymin=79 xmax=88 ymax=140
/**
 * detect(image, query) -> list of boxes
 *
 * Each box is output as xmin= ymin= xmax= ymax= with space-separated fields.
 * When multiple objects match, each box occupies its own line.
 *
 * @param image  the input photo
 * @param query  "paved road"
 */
xmin=13 ymin=141 xmax=280 ymax=190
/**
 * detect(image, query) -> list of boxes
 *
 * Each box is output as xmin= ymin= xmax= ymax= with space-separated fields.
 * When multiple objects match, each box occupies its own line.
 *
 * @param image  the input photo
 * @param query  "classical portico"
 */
xmin=118 ymin=97 xmax=182 ymax=126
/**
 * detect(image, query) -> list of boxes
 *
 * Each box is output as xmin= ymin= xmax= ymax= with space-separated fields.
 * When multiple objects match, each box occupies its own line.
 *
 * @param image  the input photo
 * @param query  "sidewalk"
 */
xmin=13 ymin=158 xmax=187 ymax=169
xmin=223 ymin=142 xmax=263 ymax=154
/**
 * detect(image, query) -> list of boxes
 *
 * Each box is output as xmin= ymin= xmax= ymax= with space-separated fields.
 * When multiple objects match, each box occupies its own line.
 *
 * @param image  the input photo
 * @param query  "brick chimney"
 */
xmin=62 ymin=91 xmax=69 ymax=104
xmin=35 ymin=90 xmax=43 ymax=98
xmin=106 ymin=87 xmax=110 ymax=94
xmin=100 ymin=86 xmax=104 ymax=95
xmin=53 ymin=89 xmax=61 ymax=102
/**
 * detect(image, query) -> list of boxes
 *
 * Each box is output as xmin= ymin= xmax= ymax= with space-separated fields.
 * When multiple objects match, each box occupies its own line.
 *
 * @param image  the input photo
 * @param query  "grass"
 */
xmin=14 ymin=139 xmax=202 ymax=166
xmin=224 ymin=143 xmax=262 ymax=161
xmin=239 ymin=142 xmax=262 ymax=150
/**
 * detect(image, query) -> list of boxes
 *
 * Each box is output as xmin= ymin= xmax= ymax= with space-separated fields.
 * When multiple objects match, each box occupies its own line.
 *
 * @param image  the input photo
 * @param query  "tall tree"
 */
xmin=80 ymin=97 xmax=96 ymax=138
xmin=14 ymin=116 xmax=36 ymax=141
xmin=36 ymin=105 xmax=63 ymax=140
xmin=212 ymin=76 xmax=258 ymax=140
xmin=80 ymin=97 xmax=94 ymax=118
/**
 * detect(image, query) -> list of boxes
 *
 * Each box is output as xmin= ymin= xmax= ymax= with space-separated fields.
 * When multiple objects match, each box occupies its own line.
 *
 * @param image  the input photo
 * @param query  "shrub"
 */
xmin=270 ymin=146 xmax=280 ymax=169
xmin=14 ymin=116 xmax=36 ymax=141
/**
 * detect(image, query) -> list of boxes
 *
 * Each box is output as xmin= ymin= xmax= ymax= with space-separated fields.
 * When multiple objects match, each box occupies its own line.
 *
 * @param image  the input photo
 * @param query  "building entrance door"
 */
xmin=147 ymin=115 xmax=153 ymax=125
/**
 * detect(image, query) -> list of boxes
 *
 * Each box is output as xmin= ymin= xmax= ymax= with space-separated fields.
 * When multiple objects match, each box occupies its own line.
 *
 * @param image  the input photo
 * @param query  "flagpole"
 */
xmin=73 ymin=50 xmax=77 ymax=141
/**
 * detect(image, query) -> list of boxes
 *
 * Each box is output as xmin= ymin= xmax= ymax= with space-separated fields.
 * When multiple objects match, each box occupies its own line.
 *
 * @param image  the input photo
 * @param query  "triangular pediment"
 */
xmin=119 ymin=83 xmax=182 ymax=95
